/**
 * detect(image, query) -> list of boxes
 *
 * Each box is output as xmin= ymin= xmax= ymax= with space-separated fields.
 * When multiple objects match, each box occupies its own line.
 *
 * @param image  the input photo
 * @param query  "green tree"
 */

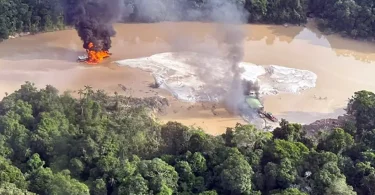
xmin=230 ymin=123 xmax=272 ymax=152
xmin=303 ymin=151 xmax=355 ymax=195
xmin=273 ymin=119 xmax=304 ymax=142
xmin=187 ymin=152 xmax=207 ymax=174
xmin=118 ymin=173 xmax=149 ymax=195
xmin=138 ymin=158 xmax=179 ymax=194
xmin=317 ymin=128 xmax=354 ymax=154
xmin=264 ymin=139 xmax=309 ymax=166
xmin=27 ymin=153 xmax=45 ymax=172
xmin=347 ymin=90 xmax=375 ymax=134
xmin=161 ymin=122 xmax=191 ymax=155
xmin=175 ymin=161 xmax=195 ymax=191
xmin=90 ymin=179 xmax=107 ymax=195
xmin=350 ymin=161 xmax=375 ymax=195
xmin=0 ymin=182 xmax=36 ymax=195
xmin=214 ymin=148 xmax=254 ymax=194
xmin=30 ymin=110 xmax=70 ymax=160
xmin=188 ymin=130 xmax=216 ymax=154
xmin=2 ymin=84 xmax=375 ymax=195
xmin=271 ymin=187 xmax=307 ymax=195
xmin=48 ymin=171 xmax=90 ymax=195
xmin=264 ymin=158 xmax=298 ymax=190
xmin=325 ymin=177 xmax=356 ymax=195
xmin=0 ymin=111 xmax=31 ymax=164
xmin=0 ymin=156 xmax=28 ymax=190
xmin=361 ymin=129 xmax=375 ymax=150
xmin=199 ymin=191 xmax=218 ymax=195
xmin=27 ymin=165 xmax=55 ymax=194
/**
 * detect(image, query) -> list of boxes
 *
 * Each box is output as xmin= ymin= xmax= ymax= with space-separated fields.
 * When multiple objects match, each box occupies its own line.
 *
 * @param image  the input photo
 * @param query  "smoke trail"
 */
xmin=65 ymin=0 xmax=250 ymax=112
xmin=206 ymin=0 xmax=249 ymax=114
xmin=118 ymin=0 xmax=249 ymax=113
xmin=64 ymin=0 xmax=121 ymax=52
xmin=222 ymin=26 xmax=247 ymax=114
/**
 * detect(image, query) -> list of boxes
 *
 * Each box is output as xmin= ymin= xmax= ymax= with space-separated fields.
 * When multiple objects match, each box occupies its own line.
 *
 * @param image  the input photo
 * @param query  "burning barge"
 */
xmin=77 ymin=42 xmax=112 ymax=64
xmin=243 ymin=80 xmax=278 ymax=123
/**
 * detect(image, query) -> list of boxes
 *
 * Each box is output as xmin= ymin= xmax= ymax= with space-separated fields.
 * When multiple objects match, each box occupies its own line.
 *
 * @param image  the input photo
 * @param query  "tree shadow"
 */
xmin=261 ymin=23 xmax=375 ymax=63
xmin=265 ymin=25 xmax=305 ymax=45
xmin=303 ymin=22 xmax=375 ymax=52
xmin=325 ymin=36 xmax=375 ymax=63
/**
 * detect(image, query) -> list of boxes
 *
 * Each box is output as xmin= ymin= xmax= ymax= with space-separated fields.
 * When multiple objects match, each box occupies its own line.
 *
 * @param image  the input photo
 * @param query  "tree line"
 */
xmin=1 ymin=81 xmax=375 ymax=195
xmin=0 ymin=0 xmax=374 ymax=41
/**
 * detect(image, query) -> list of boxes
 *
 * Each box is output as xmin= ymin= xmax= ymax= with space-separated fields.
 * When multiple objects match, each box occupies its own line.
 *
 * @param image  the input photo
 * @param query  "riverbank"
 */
xmin=6 ymin=26 xmax=73 ymax=40
xmin=4 ymin=19 xmax=375 ymax=43
xmin=1 ymin=21 xmax=375 ymax=134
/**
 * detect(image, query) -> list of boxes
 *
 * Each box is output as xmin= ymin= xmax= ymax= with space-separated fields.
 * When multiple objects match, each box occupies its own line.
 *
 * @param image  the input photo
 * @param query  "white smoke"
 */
xmin=118 ymin=0 xmax=250 ymax=113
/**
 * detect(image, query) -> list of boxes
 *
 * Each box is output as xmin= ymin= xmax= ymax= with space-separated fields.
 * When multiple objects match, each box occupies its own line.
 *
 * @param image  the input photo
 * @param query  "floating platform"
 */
xmin=77 ymin=53 xmax=112 ymax=63
xmin=77 ymin=55 xmax=88 ymax=62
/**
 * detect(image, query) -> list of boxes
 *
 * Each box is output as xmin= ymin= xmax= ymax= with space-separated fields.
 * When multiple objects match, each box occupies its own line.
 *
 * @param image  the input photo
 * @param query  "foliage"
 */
xmin=0 ymin=0 xmax=64 ymax=40
xmin=309 ymin=0 xmax=375 ymax=39
xmin=1 ymin=82 xmax=375 ymax=194
xmin=0 ymin=156 xmax=28 ymax=190
xmin=0 ymin=182 xmax=36 ymax=195
xmin=347 ymin=90 xmax=375 ymax=134
xmin=1 ymin=0 xmax=375 ymax=41
xmin=317 ymin=128 xmax=354 ymax=154
xmin=271 ymin=188 xmax=308 ymax=195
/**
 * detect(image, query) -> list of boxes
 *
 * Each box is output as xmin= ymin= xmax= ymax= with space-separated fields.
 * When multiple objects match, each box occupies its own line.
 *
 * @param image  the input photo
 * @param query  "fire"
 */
xmin=85 ymin=42 xmax=111 ymax=64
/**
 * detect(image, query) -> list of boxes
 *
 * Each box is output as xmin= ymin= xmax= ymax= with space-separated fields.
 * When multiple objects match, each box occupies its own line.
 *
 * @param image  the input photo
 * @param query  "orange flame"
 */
xmin=85 ymin=42 xmax=111 ymax=65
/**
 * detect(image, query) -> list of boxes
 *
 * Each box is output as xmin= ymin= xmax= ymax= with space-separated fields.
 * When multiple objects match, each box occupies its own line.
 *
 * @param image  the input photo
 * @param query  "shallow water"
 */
xmin=1 ymin=21 xmax=375 ymax=133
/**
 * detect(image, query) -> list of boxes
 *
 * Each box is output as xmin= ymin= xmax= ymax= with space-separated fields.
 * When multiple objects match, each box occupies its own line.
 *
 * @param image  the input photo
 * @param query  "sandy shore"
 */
xmin=1 ymin=21 xmax=375 ymax=134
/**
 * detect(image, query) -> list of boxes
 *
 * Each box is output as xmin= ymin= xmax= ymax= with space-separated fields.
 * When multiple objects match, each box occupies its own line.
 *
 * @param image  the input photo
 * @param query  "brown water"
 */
xmin=1 ymin=21 xmax=375 ymax=134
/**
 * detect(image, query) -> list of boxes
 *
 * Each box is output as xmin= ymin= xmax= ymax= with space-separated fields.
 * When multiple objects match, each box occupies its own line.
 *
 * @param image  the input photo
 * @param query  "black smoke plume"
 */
xmin=64 ymin=0 xmax=120 ymax=52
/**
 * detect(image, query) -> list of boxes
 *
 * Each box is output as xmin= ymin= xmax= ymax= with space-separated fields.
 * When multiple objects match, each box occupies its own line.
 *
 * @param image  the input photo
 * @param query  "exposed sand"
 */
xmin=1 ymin=21 xmax=375 ymax=135
xmin=115 ymin=52 xmax=317 ymax=101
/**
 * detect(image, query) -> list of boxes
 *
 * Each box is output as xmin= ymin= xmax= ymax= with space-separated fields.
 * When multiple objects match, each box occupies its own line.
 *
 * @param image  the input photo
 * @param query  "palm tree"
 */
xmin=96 ymin=89 xmax=106 ymax=101
xmin=78 ymin=89 xmax=84 ymax=100
xmin=97 ymin=89 xmax=105 ymax=95
xmin=84 ymin=85 xmax=94 ymax=102
xmin=84 ymin=85 xmax=93 ymax=94
xmin=78 ymin=88 xmax=86 ymax=115
xmin=114 ymin=91 xmax=119 ymax=110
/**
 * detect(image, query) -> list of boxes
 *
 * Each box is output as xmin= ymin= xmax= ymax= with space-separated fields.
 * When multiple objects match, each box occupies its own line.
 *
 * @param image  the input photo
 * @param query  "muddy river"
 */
xmin=1 ymin=21 xmax=375 ymax=134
